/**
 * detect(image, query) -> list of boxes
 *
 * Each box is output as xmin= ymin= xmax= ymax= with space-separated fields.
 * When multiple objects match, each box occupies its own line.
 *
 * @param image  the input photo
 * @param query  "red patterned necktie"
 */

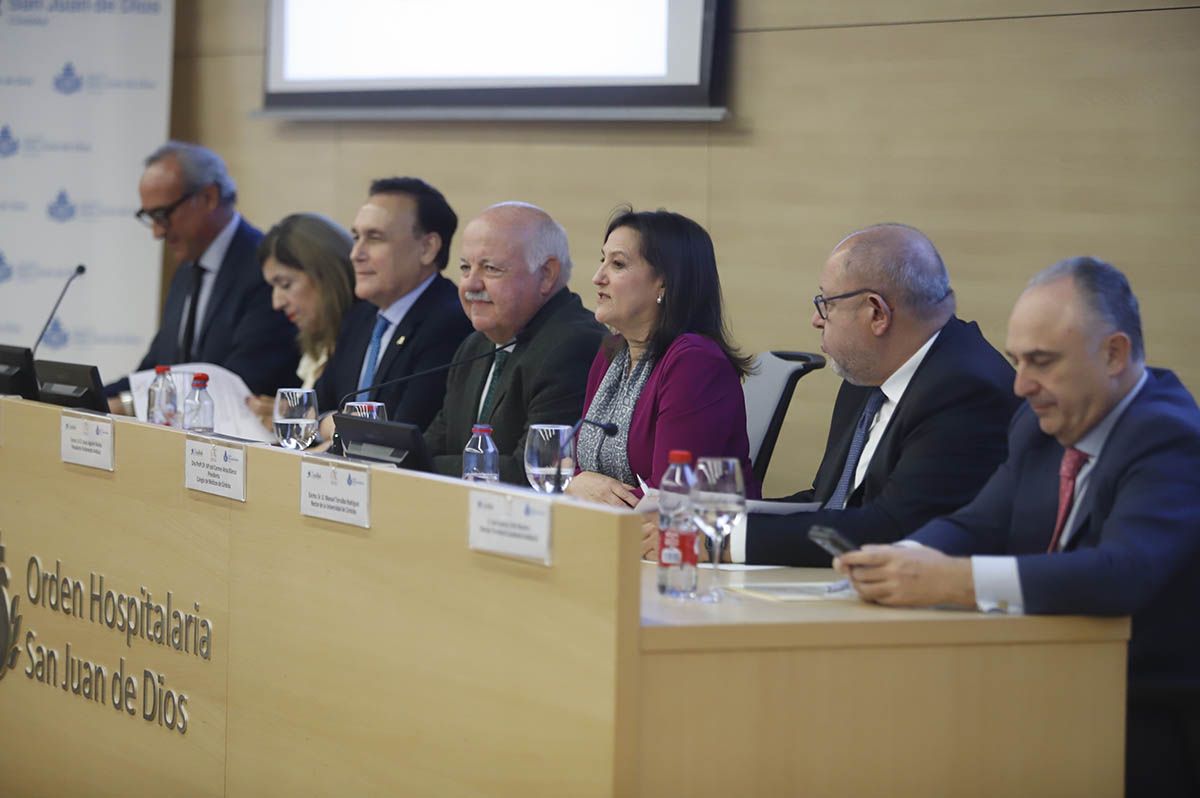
xmin=1047 ymin=447 xmax=1090 ymax=553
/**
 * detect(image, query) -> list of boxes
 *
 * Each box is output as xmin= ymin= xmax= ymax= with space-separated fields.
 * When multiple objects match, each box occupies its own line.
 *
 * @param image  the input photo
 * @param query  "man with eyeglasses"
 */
xmin=103 ymin=141 xmax=299 ymax=412
xmin=726 ymin=223 xmax=1020 ymax=565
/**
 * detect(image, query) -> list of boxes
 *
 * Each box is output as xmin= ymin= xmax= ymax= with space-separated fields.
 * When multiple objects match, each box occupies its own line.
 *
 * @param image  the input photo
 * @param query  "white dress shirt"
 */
xmin=972 ymin=370 xmax=1149 ymax=614
xmin=730 ymin=330 xmax=942 ymax=563
xmin=178 ymin=212 xmax=240 ymax=350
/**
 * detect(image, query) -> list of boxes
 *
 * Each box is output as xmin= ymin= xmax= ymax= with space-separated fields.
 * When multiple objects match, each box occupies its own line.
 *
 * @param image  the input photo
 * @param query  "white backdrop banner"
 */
xmin=0 ymin=0 xmax=175 ymax=384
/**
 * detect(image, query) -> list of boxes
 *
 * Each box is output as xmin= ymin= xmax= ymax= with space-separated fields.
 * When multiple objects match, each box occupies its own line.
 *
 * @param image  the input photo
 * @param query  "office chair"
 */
xmin=744 ymin=351 xmax=825 ymax=485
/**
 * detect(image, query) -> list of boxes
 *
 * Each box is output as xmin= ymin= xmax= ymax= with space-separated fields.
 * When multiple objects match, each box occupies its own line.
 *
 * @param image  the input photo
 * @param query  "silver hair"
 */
xmin=486 ymin=201 xmax=572 ymax=283
xmin=838 ymin=223 xmax=954 ymax=319
xmin=145 ymin=140 xmax=237 ymax=206
xmin=1027 ymin=256 xmax=1145 ymax=361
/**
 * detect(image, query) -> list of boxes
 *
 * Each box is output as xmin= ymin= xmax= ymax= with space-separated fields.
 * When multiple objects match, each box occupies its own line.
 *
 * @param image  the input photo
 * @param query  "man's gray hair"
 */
xmin=145 ymin=141 xmax=237 ymax=206
xmin=487 ymin=201 xmax=572 ymax=282
xmin=1028 ymin=256 xmax=1145 ymax=361
xmin=838 ymin=223 xmax=954 ymax=319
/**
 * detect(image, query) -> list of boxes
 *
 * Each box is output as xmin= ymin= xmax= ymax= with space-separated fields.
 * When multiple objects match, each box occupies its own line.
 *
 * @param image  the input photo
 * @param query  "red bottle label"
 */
xmin=658 ymin=528 xmax=698 ymax=567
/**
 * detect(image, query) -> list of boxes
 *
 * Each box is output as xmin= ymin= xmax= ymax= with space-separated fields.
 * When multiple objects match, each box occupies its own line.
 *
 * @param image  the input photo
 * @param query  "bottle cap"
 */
xmin=154 ymin=365 xmax=171 ymax=374
xmin=192 ymin=372 xmax=209 ymax=387
xmin=471 ymin=424 xmax=493 ymax=435
xmin=668 ymin=449 xmax=692 ymax=464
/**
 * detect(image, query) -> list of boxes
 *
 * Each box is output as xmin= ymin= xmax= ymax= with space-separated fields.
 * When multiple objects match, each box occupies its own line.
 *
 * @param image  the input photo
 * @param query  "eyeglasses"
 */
xmin=134 ymin=189 xmax=198 ymax=229
xmin=812 ymin=288 xmax=886 ymax=320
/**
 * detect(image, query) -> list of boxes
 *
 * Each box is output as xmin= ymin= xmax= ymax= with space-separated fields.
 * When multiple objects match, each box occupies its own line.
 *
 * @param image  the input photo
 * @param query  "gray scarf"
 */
xmin=578 ymin=346 xmax=654 ymax=485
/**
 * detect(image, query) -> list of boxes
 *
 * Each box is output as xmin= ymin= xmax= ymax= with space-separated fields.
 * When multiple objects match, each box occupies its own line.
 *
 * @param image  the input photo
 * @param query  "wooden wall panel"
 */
xmin=168 ymin=1 xmax=1200 ymax=495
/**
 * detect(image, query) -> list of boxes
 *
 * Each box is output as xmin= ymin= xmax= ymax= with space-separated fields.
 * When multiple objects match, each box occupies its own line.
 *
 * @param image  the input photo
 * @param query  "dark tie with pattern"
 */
xmin=180 ymin=263 xmax=206 ymax=362
xmin=477 ymin=349 xmax=511 ymax=422
xmin=824 ymin=388 xmax=887 ymax=510
xmin=1046 ymin=447 xmax=1089 ymax=553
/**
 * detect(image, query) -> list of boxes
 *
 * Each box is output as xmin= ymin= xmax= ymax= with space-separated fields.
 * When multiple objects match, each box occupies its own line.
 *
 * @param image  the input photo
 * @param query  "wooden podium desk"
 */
xmin=0 ymin=397 xmax=1128 ymax=797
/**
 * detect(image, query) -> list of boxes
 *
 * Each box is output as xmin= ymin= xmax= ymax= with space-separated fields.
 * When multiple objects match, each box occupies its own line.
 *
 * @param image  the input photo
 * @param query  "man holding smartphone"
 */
xmin=718 ymin=224 xmax=1020 ymax=566
xmin=837 ymin=258 xmax=1200 ymax=796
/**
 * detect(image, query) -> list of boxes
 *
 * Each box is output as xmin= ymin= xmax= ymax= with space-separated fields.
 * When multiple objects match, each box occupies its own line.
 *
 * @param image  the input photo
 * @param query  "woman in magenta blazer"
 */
xmin=565 ymin=208 xmax=760 ymax=507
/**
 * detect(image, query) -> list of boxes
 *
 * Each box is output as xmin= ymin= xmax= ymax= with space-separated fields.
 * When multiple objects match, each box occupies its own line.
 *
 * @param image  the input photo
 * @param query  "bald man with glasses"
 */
xmin=105 ymin=141 xmax=300 ymax=412
xmin=726 ymin=224 xmax=1020 ymax=566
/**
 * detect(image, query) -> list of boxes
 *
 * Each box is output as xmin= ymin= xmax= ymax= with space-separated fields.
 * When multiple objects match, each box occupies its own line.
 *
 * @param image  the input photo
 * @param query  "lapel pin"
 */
xmin=395 ymin=335 xmax=406 ymax=347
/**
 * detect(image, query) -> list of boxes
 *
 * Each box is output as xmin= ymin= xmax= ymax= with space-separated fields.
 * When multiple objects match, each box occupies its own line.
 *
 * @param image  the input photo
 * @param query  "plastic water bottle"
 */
xmin=182 ymin=372 xmax=215 ymax=433
xmin=658 ymin=449 xmax=699 ymax=597
xmin=462 ymin=423 xmax=500 ymax=482
xmin=146 ymin=365 xmax=178 ymax=427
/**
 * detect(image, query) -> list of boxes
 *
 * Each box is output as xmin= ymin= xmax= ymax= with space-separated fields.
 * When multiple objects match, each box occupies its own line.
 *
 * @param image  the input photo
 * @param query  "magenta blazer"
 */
xmin=582 ymin=333 xmax=761 ymax=498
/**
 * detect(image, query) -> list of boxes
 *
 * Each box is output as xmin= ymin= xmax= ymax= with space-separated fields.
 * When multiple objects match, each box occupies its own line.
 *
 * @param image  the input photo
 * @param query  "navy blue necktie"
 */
xmin=180 ymin=263 xmax=205 ymax=362
xmin=825 ymin=388 xmax=886 ymax=510
xmin=357 ymin=314 xmax=390 ymax=394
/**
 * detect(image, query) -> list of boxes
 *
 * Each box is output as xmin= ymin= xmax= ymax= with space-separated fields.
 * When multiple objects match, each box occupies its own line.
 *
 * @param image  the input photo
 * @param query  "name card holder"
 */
xmin=300 ymin=455 xmax=370 ymax=528
xmin=184 ymin=434 xmax=247 ymax=502
xmin=60 ymin=409 xmax=114 ymax=471
xmin=468 ymin=489 xmax=553 ymax=566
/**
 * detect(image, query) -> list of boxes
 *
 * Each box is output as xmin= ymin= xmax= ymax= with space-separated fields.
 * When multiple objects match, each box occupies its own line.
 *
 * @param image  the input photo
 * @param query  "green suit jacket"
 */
xmin=423 ymin=288 xmax=606 ymax=483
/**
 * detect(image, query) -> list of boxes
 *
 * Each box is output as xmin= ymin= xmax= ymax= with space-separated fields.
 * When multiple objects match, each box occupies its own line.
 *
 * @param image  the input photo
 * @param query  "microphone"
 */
xmin=32 ymin=264 xmax=86 ymax=355
xmin=563 ymin=418 xmax=618 ymax=451
xmin=553 ymin=417 xmax=618 ymax=493
xmin=337 ymin=338 xmax=517 ymax=411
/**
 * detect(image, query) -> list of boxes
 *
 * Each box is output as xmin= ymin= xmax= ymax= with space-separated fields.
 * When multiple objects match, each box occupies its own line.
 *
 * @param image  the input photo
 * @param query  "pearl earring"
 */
xmin=656 ymin=294 xmax=663 ymax=305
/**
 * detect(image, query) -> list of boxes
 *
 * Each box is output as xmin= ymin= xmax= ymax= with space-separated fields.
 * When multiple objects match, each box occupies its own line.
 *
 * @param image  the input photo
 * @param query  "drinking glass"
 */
xmin=273 ymin=388 xmax=319 ymax=450
xmin=692 ymin=457 xmax=747 ymax=602
xmin=343 ymin=401 xmax=387 ymax=421
xmin=524 ymin=424 xmax=576 ymax=493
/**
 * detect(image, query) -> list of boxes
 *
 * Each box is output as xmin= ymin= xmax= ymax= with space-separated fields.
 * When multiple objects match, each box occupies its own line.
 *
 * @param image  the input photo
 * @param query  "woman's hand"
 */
xmin=245 ymin=394 xmax=274 ymax=429
xmin=564 ymin=471 xmax=640 ymax=508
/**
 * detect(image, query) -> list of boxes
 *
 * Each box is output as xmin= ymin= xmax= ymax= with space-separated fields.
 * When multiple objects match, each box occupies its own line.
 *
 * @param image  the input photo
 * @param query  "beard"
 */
xmin=827 ymin=350 xmax=875 ymax=386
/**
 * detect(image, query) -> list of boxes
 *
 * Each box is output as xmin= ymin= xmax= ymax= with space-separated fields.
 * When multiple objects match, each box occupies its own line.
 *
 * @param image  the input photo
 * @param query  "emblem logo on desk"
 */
xmin=0 ymin=532 xmax=25 ymax=684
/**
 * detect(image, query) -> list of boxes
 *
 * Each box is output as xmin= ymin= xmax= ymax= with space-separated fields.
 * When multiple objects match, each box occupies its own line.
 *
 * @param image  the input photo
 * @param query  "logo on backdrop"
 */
xmin=53 ymin=62 xmax=82 ymax=95
xmin=0 ymin=252 xmax=11 ymax=284
xmin=0 ymin=124 xmax=90 ymax=158
xmin=42 ymin=317 xmax=69 ymax=349
xmin=0 ymin=125 xmax=17 ymax=158
xmin=0 ymin=533 xmax=25 ymax=684
xmin=47 ymin=190 xmax=76 ymax=222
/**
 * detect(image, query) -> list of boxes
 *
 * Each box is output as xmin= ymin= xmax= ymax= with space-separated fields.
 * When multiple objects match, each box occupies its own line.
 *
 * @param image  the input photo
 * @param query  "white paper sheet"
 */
xmin=129 ymin=362 xmax=274 ymax=442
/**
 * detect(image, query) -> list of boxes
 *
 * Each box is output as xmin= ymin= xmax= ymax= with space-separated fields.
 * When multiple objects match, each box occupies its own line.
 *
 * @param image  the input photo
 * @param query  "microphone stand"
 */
xmin=33 ymin=264 xmax=86 ymax=355
xmin=552 ymin=418 xmax=618 ymax=493
xmin=336 ymin=338 xmax=516 ymax=410
xmin=329 ymin=338 xmax=516 ymax=455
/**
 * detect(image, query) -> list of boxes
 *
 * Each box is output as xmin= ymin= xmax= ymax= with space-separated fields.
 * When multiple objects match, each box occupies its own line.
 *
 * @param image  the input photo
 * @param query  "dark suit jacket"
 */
xmin=746 ymin=317 xmax=1020 ymax=565
xmin=105 ymin=217 xmax=300 ymax=397
xmin=424 ymin=288 xmax=606 ymax=484
xmin=911 ymin=368 xmax=1200 ymax=690
xmin=314 ymin=275 xmax=472 ymax=429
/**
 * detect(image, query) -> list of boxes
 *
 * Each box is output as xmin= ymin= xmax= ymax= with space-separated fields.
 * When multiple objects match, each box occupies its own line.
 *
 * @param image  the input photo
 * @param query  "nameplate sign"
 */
xmin=300 ymin=456 xmax=370 ymax=528
xmin=184 ymin=435 xmax=247 ymax=502
xmin=60 ymin=410 xmax=114 ymax=471
xmin=468 ymin=489 xmax=552 ymax=566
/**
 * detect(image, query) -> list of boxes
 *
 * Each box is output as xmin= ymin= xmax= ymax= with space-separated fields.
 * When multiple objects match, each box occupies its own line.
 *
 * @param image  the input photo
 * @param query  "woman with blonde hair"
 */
xmin=246 ymin=213 xmax=355 ymax=423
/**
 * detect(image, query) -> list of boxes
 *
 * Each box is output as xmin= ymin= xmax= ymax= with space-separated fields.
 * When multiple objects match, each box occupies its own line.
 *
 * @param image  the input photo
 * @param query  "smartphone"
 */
xmin=807 ymin=525 xmax=858 ymax=558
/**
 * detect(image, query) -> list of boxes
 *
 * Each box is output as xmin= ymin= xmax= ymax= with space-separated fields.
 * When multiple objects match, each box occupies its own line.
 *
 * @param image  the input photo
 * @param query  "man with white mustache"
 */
xmin=423 ymin=202 xmax=605 ymax=483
